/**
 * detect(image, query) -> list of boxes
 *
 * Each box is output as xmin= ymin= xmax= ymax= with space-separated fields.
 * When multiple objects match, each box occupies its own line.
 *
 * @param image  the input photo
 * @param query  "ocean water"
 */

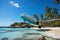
xmin=0 ymin=28 xmax=60 ymax=40
xmin=0 ymin=28 xmax=46 ymax=40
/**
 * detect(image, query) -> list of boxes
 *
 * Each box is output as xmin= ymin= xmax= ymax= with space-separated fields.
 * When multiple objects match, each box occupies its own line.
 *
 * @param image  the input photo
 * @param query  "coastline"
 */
xmin=30 ymin=27 xmax=60 ymax=39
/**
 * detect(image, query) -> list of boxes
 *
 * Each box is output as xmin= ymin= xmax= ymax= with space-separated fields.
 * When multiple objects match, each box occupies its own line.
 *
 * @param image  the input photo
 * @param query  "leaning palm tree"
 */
xmin=34 ymin=13 xmax=39 ymax=25
xmin=34 ymin=13 xmax=39 ymax=20
xmin=40 ymin=14 xmax=44 ymax=20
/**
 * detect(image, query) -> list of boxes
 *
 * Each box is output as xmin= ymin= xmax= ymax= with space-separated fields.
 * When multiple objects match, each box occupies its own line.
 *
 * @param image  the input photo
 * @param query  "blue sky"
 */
xmin=0 ymin=0 xmax=60 ymax=26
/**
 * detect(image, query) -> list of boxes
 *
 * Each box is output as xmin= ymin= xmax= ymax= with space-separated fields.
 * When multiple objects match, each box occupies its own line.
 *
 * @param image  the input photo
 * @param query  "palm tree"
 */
xmin=46 ymin=6 xmax=51 ymax=13
xmin=40 ymin=14 xmax=44 ymax=20
xmin=52 ymin=8 xmax=58 ymax=19
xmin=34 ymin=13 xmax=39 ymax=20
xmin=45 ymin=6 xmax=53 ymax=26
xmin=34 ymin=13 xmax=39 ymax=25
xmin=45 ymin=6 xmax=52 ymax=20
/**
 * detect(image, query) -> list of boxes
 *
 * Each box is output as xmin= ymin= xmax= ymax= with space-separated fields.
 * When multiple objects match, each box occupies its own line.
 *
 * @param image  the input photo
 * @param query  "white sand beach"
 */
xmin=42 ymin=27 xmax=60 ymax=39
xmin=31 ymin=27 xmax=60 ymax=39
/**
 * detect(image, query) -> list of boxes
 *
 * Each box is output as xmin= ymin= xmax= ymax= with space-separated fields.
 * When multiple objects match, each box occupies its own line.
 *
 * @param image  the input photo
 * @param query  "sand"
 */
xmin=50 ymin=29 xmax=60 ymax=35
xmin=44 ymin=28 xmax=60 ymax=39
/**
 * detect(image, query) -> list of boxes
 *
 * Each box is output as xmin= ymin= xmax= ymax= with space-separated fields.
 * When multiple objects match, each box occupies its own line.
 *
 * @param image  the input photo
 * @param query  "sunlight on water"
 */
xmin=0 ymin=28 xmax=60 ymax=40
xmin=0 ymin=28 xmax=43 ymax=40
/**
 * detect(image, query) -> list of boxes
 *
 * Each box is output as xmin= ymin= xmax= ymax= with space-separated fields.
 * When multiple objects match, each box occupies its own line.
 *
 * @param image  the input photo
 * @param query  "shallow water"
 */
xmin=0 ymin=28 xmax=60 ymax=40
xmin=0 ymin=28 xmax=45 ymax=40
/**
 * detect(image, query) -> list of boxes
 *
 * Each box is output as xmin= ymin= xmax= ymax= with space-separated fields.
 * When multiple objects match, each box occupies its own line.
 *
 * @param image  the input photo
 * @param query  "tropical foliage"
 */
xmin=34 ymin=13 xmax=39 ymax=21
xmin=10 ymin=22 xmax=21 ymax=28
xmin=40 ymin=14 xmax=44 ymax=20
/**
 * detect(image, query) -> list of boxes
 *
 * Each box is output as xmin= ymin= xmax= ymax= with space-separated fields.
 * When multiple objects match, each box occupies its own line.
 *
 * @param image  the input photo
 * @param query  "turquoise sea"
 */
xmin=0 ymin=28 xmax=59 ymax=40
xmin=0 ymin=28 xmax=46 ymax=40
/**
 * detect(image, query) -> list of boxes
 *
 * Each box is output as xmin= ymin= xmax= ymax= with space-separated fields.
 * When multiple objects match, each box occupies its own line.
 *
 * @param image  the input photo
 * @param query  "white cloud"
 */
xmin=10 ymin=1 xmax=20 ymax=8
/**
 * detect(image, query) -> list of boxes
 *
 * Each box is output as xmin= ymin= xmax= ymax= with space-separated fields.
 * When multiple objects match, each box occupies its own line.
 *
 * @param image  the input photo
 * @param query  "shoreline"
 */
xmin=30 ymin=27 xmax=60 ymax=39
xmin=0 ymin=27 xmax=60 ymax=39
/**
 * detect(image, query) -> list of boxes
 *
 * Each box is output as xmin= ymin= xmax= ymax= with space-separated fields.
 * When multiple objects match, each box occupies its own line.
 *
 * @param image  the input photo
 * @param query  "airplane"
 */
xmin=21 ymin=14 xmax=60 ymax=26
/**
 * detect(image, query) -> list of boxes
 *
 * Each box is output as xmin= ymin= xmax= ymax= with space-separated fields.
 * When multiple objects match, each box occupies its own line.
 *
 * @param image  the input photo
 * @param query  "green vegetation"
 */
xmin=40 ymin=14 xmax=44 ymax=20
xmin=10 ymin=22 xmax=21 ymax=28
xmin=10 ymin=22 xmax=33 ymax=28
xmin=34 ymin=13 xmax=39 ymax=21
xmin=39 ymin=6 xmax=60 ymax=27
